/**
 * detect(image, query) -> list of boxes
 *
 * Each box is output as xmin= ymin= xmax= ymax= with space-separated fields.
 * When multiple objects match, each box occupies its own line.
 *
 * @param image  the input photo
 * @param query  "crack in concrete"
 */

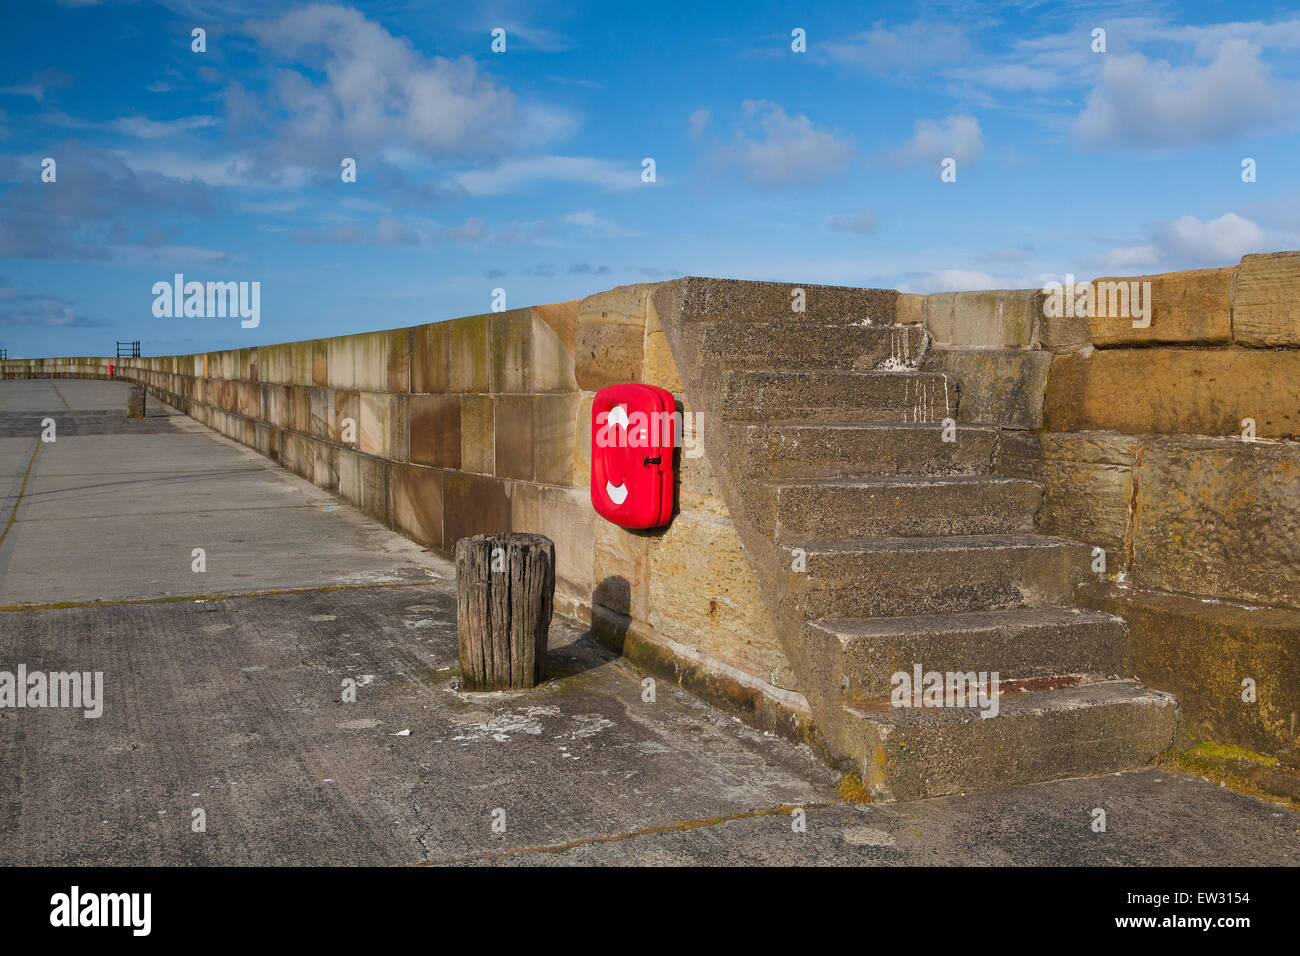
xmin=416 ymin=800 xmax=842 ymax=866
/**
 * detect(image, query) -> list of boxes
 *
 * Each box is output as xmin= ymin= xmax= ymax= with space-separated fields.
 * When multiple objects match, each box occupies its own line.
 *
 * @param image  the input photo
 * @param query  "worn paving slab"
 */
xmin=2 ymin=378 xmax=1299 ymax=866
xmin=0 ymin=381 xmax=437 ymax=606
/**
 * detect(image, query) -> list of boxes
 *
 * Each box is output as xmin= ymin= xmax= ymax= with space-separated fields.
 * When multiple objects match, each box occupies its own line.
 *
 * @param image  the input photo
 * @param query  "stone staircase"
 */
xmin=655 ymin=280 xmax=1178 ymax=800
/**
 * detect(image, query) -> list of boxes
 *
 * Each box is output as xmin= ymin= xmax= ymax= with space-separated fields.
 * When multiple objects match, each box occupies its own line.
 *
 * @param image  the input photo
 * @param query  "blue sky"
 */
xmin=2 ymin=0 xmax=1298 ymax=358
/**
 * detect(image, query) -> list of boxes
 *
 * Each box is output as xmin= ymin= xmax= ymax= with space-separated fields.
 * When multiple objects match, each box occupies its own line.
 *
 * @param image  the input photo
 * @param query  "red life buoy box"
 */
xmin=591 ymin=383 xmax=676 ymax=528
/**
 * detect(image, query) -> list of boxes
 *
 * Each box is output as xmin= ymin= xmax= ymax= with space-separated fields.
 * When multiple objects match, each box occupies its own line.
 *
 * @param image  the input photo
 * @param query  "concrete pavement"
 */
xmin=2 ymin=379 xmax=1298 ymax=865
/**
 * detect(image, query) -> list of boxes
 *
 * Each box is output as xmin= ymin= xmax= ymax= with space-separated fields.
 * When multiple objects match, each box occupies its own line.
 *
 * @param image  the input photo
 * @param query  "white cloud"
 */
xmin=1072 ymin=39 xmax=1289 ymax=147
xmin=1150 ymin=212 xmax=1266 ymax=262
xmin=883 ymin=115 xmax=983 ymax=167
xmin=901 ymin=269 xmax=1000 ymax=293
xmin=454 ymin=155 xmax=639 ymax=195
xmin=1091 ymin=212 xmax=1267 ymax=273
xmin=108 ymin=115 xmax=219 ymax=139
xmin=242 ymin=5 xmax=573 ymax=163
xmin=687 ymin=108 xmax=711 ymax=141
xmin=830 ymin=208 xmax=876 ymax=233
xmin=711 ymin=100 xmax=854 ymax=187
xmin=824 ymin=21 xmax=970 ymax=77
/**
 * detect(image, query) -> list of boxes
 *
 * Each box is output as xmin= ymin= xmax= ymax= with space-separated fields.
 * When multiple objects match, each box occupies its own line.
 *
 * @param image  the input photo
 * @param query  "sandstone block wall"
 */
xmin=915 ymin=251 xmax=1300 ymax=760
xmin=1 ymin=290 xmax=806 ymax=737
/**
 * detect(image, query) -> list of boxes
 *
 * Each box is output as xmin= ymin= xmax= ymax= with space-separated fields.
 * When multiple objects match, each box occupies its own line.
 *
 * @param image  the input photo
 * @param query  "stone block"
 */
xmin=460 ymin=395 xmax=494 ymax=474
xmin=494 ymin=394 xmax=533 ymax=480
xmin=925 ymin=289 xmax=1041 ymax=349
xmin=923 ymin=348 xmax=1051 ymax=428
xmin=1132 ymin=436 xmax=1300 ymax=608
xmin=1044 ymin=349 xmax=1300 ymax=439
xmin=358 ymin=392 xmax=407 ymax=461
xmin=1079 ymin=583 xmax=1300 ymax=759
xmin=647 ymin=511 xmax=793 ymax=689
xmin=509 ymin=482 xmax=594 ymax=602
xmin=389 ymin=463 xmax=443 ymax=549
xmin=326 ymin=336 xmax=355 ymax=390
xmin=1233 ymin=251 xmax=1300 ymax=347
xmin=576 ymin=284 xmax=652 ymax=390
xmin=443 ymin=472 xmax=511 ymax=546
xmin=895 ymin=293 xmax=925 ymax=326
xmin=530 ymin=312 xmax=577 ymax=392
xmin=411 ymin=322 xmax=449 ymax=393
xmin=449 ymin=314 xmax=491 ymax=393
xmin=592 ymin=519 xmax=651 ymax=624
xmin=533 ymin=394 xmax=578 ymax=485
xmin=643 ymin=301 xmax=684 ymax=392
xmin=409 ymin=394 xmax=460 ymax=468
xmin=490 ymin=309 xmax=532 ymax=393
xmin=1087 ymin=267 xmax=1233 ymax=347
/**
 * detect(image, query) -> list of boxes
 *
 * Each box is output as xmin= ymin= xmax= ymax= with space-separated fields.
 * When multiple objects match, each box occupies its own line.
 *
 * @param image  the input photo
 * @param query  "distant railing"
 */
xmin=116 ymin=340 xmax=141 ymax=358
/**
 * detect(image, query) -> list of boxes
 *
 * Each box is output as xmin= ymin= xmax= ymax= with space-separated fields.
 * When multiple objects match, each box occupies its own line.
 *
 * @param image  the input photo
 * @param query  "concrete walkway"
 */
xmin=1 ymin=379 xmax=1298 ymax=865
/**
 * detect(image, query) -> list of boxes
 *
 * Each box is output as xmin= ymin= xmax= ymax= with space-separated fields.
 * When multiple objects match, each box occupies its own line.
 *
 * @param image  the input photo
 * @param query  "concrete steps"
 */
xmin=806 ymin=606 xmax=1128 ymax=699
xmin=697 ymin=321 xmax=926 ymax=370
xmin=782 ymin=534 xmax=1089 ymax=618
xmin=841 ymin=678 xmax=1178 ymax=800
xmin=722 ymin=369 xmax=957 ymax=424
xmin=765 ymin=474 xmax=1041 ymax=540
xmin=736 ymin=422 xmax=998 ymax=480
xmin=654 ymin=287 xmax=1178 ymax=798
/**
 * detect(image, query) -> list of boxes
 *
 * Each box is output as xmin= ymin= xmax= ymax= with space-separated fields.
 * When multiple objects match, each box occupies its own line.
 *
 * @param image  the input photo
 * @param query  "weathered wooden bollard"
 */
xmin=126 ymin=384 xmax=146 ymax=419
xmin=455 ymin=533 xmax=555 ymax=690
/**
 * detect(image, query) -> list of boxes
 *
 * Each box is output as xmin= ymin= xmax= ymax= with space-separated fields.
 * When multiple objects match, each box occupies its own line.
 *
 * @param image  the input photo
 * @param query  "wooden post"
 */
xmin=455 ymin=533 xmax=555 ymax=690
xmin=127 ymin=384 xmax=146 ymax=419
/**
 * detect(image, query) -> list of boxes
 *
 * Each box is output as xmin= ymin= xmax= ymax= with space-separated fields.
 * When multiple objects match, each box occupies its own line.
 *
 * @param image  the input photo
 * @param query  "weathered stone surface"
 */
xmin=442 ymin=471 xmax=510 ymax=546
xmin=1087 ymin=267 xmax=1233 ymax=347
xmin=661 ymin=276 xmax=896 ymax=325
xmin=1233 ymin=251 xmax=1300 ymax=347
xmin=352 ymin=329 xmax=410 ymax=392
xmin=1008 ymin=431 xmax=1139 ymax=562
xmin=530 ymin=312 xmax=578 ymax=392
xmin=592 ymin=519 xmax=650 ymax=624
xmin=922 ymin=348 xmax=1050 ymax=428
xmin=494 ymin=394 xmax=533 ymax=480
xmin=1132 ymin=436 xmax=1300 ymax=608
xmin=647 ymin=512 xmax=797 ymax=691
xmin=644 ymin=301 xmax=684 ymax=391
xmin=359 ymin=392 xmax=407 ymax=461
xmin=338 ymin=450 xmax=390 ymax=525
xmin=531 ymin=299 xmax=579 ymax=354
xmin=459 ymin=395 xmax=494 ymax=474
xmin=533 ymin=394 xmax=578 ymax=485
xmin=1079 ymin=582 xmax=1300 ymax=759
xmin=326 ymin=336 xmax=355 ymax=390
xmin=1044 ymin=349 xmax=1300 ymax=439
xmin=291 ymin=341 xmax=314 ymax=386
xmin=509 ymin=482 xmax=593 ymax=608
xmin=925 ymin=290 xmax=1041 ymax=349
xmin=411 ymin=322 xmax=449 ymax=393
xmin=490 ymin=309 xmax=533 ymax=393
xmin=895 ymin=293 xmax=924 ymax=326
xmin=409 ymin=394 xmax=460 ymax=468
xmin=389 ymin=463 xmax=443 ymax=549
xmin=575 ymin=283 xmax=652 ymax=391
xmin=333 ymin=390 xmax=359 ymax=448
xmin=448 ymin=314 xmax=491 ymax=393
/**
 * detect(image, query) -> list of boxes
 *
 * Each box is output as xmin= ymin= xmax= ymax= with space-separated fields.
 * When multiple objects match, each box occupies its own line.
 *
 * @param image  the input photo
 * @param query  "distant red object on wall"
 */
xmin=590 ymin=383 xmax=676 ymax=529
xmin=108 ymin=363 xmax=114 ymax=377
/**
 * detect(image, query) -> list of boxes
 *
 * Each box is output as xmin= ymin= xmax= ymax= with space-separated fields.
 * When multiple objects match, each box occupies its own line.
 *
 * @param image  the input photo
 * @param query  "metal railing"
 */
xmin=116 ymin=340 xmax=141 ymax=359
